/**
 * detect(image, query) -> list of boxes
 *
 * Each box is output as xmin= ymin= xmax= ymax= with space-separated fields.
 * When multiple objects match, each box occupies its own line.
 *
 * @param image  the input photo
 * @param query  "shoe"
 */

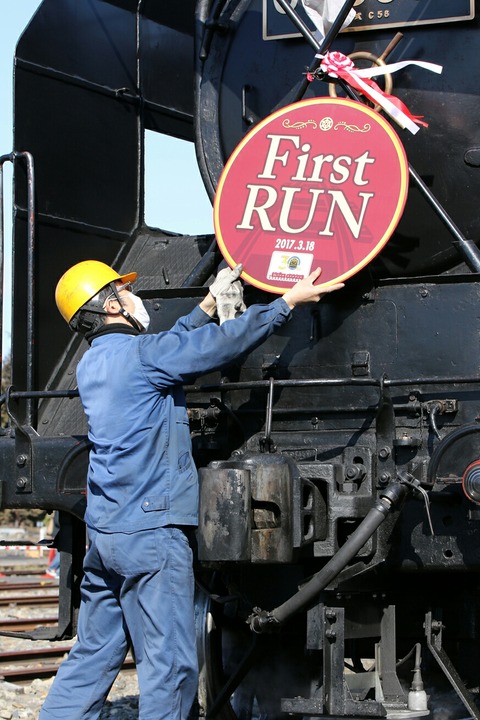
xmin=45 ymin=568 xmax=59 ymax=579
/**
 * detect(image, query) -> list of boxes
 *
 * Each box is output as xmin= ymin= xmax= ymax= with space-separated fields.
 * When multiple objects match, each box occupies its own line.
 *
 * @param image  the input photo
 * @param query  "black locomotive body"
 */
xmin=2 ymin=1 xmax=480 ymax=718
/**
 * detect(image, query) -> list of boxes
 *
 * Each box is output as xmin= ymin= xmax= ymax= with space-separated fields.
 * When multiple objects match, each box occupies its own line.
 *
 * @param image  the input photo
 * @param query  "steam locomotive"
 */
xmin=2 ymin=1 xmax=480 ymax=718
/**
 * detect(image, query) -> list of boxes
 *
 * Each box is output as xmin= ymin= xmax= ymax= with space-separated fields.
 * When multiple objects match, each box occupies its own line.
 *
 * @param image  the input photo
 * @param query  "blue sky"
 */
xmin=0 ymin=3 xmax=44 ymax=355
xmin=0 ymin=5 xmax=42 ymax=152
xmin=0 ymin=2 xmax=214 ymax=354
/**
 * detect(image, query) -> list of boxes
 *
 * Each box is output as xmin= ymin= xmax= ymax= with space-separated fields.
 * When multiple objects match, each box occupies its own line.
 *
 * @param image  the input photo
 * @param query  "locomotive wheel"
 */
xmin=195 ymin=572 xmax=316 ymax=720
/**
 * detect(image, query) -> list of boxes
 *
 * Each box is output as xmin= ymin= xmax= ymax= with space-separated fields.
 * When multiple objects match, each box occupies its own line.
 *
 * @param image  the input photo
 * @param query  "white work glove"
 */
xmin=209 ymin=264 xmax=243 ymax=297
xmin=209 ymin=264 xmax=246 ymax=324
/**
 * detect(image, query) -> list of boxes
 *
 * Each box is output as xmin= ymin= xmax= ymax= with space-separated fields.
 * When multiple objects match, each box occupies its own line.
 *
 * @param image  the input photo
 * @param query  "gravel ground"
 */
xmin=0 ymin=670 xmax=140 ymax=719
xmin=0 ymin=634 xmax=140 ymax=719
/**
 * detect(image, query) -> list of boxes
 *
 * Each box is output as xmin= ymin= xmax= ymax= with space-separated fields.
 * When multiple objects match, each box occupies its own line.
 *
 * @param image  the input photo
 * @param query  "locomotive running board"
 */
xmin=425 ymin=610 xmax=480 ymax=720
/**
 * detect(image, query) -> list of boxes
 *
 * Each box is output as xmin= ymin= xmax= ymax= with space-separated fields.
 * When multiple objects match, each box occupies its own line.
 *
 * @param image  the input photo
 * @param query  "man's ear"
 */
xmin=104 ymin=297 xmax=120 ymax=316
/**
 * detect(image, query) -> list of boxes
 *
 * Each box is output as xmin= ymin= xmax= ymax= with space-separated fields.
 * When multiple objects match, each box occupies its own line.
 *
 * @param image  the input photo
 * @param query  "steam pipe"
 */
xmin=247 ymin=480 xmax=412 ymax=633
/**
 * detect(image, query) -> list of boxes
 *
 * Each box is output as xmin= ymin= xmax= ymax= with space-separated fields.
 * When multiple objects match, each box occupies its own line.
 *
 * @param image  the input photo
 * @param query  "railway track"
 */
xmin=0 ymin=585 xmax=59 ymax=608
xmin=0 ymin=616 xmax=59 ymax=632
xmin=0 ymin=595 xmax=58 ymax=609
xmin=0 ymin=645 xmax=136 ymax=683
xmin=0 ymin=573 xmax=59 ymax=622
xmin=0 ymin=580 xmax=57 ymax=591
xmin=0 ymin=571 xmax=65 ymax=682
xmin=0 ymin=570 xmax=136 ymax=684
xmin=0 ymin=645 xmax=73 ymax=682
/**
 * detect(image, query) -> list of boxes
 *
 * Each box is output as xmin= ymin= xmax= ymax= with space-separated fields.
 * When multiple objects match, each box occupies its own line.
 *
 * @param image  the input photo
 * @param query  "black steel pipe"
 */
xmin=0 ymin=152 xmax=35 ymax=425
xmin=21 ymin=151 xmax=36 ymax=426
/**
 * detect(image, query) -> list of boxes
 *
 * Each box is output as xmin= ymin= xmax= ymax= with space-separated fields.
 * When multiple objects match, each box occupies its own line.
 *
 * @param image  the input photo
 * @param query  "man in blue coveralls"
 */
xmin=40 ymin=259 xmax=343 ymax=720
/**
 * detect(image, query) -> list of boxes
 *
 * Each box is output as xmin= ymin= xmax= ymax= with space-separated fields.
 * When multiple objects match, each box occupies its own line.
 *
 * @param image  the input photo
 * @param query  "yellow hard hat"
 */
xmin=55 ymin=260 xmax=137 ymax=323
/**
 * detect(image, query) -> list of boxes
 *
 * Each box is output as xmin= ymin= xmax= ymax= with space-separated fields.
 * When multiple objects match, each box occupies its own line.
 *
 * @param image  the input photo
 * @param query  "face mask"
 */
xmin=130 ymin=293 xmax=151 ymax=332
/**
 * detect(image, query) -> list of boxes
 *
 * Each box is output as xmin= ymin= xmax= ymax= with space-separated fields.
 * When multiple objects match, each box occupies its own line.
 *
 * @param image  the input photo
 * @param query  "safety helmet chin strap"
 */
xmin=116 ymin=305 xmax=143 ymax=332
xmin=104 ymin=282 xmax=143 ymax=333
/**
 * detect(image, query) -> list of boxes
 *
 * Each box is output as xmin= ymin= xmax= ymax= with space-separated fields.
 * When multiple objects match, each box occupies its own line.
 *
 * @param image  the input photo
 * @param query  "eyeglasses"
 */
xmin=104 ymin=282 xmax=136 ymax=304
xmin=116 ymin=282 xmax=135 ymax=294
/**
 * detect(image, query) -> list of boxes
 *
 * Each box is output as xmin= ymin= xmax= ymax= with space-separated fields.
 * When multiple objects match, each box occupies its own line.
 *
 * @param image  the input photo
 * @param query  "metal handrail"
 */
xmin=0 ymin=151 xmax=36 ymax=426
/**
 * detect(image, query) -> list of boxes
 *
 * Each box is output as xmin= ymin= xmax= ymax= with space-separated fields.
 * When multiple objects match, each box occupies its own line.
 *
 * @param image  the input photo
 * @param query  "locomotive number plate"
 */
xmin=263 ymin=0 xmax=475 ymax=40
xmin=214 ymin=98 xmax=408 ymax=293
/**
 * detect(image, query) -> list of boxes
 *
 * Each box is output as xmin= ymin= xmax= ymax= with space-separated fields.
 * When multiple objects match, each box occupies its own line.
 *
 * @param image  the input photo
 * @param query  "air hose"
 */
xmin=247 ymin=478 xmax=413 ymax=633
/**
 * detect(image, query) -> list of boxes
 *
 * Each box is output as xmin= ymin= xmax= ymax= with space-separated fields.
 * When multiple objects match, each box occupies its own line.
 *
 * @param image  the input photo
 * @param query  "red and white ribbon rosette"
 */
xmin=312 ymin=50 xmax=443 ymax=135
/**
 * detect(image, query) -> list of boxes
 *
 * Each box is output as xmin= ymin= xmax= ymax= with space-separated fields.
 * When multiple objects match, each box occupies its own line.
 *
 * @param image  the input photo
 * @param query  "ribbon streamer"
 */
xmin=312 ymin=51 xmax=443 ymax=135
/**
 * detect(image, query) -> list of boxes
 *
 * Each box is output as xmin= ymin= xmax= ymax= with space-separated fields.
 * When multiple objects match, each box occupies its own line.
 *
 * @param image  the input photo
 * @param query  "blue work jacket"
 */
xmin=76 ymin=298 xmax=291 ymax=533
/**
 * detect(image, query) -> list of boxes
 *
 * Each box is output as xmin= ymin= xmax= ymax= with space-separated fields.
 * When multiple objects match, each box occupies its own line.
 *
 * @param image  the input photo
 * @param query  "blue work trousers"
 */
xmin=40 ymin=526 xmax=198 ymax=720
